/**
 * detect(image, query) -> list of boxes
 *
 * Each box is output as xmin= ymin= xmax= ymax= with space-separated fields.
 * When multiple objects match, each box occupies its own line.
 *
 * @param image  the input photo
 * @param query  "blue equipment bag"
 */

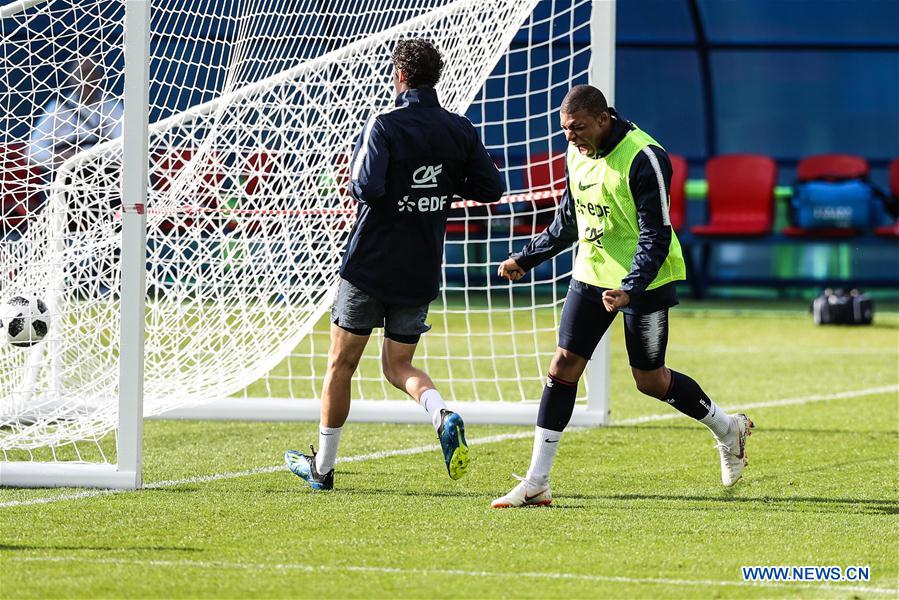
xmin=791 ymin=180 xmax=875 ymax=229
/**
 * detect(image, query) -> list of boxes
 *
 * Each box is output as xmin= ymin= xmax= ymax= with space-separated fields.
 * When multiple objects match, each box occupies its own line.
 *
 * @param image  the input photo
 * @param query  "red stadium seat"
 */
xmin=230 ymin=150 xmax=280 ymax=234
xmin=446 ymin=221 xmax=485 ymax=235
xmin=508 ymin=152 xmax=566 ymax=236
xmin=668 ymin=153 xmax=687 ymax=232
xmin=153 ymin=148 xmax=224 ymax=197
xmin=1 ymin=143 xmax=44 ymax=235
xmin=511 ymin=221 xmax=551 ymax=236
xmin=796 ymin=154 xmax=869 ymax=182
xmin=524 ymin=152 xmax=566 ymax=193
xmin=691 ymin=154 xmax=776 ymax=236
xmin=243 ymin=150 xmax=275 ymax=197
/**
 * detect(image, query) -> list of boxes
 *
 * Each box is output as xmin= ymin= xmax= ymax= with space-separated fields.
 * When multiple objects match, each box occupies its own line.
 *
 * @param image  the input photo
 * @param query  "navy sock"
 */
xmin=664 ymin=370 xmax=714 ymax=420
xmin=536 ymin=374 xmax=578 ymax=432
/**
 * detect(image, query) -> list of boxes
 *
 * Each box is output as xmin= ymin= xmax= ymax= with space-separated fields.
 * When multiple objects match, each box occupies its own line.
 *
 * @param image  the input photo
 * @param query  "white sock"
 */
xmin=315 ymin=425 xmax=342 ymax=474
xmin=700 ymin=401 xmax=732 ymax=440
xmin=420 ymin=388 xmax=447 ymax=431
xmin=525 ymin=426 xmax=563 ymax=487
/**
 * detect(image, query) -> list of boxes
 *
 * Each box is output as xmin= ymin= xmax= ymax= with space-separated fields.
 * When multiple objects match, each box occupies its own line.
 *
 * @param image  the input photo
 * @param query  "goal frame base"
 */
xmin=156 ymin=398 xmax=610 ymax=426
xmin=0 ymin=462 xmax=139 ymax=489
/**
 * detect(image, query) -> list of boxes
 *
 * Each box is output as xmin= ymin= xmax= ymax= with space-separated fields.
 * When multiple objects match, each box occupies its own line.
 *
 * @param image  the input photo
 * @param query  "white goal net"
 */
xmin=1 ymin=0 xmax=605 ymax=482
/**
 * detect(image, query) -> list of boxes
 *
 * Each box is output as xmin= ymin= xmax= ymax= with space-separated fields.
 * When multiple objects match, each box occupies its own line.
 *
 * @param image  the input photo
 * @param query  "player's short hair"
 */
xmin=391 ymin=38 xmax=444 ymax=89
xmin=560 ymin=85 xmax=609 ymax=117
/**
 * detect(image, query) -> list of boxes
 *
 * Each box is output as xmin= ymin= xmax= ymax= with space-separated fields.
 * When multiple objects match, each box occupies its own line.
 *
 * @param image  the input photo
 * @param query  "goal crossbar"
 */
xmin=0 ymin=0 xmax=49 ymax=19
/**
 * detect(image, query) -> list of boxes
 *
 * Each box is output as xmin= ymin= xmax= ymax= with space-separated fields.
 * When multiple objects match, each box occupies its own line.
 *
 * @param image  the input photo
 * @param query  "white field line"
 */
xmin=1 ymin=384 xmax=896 ymax=509
xmin=7 ymin=556 xmax=897 ymax=596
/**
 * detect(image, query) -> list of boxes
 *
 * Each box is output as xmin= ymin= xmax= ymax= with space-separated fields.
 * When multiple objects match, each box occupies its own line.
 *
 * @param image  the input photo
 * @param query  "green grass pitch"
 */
xmin=1 ymin=300 xmax=897 ymax=598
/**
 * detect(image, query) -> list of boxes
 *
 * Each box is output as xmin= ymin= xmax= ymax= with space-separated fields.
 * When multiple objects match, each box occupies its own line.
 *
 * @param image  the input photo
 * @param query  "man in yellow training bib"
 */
xmin=492 ymin=85 xmax=754 ymax=508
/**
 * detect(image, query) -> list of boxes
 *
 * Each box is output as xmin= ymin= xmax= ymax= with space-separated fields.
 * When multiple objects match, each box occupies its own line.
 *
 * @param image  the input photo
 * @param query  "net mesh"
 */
xmin=1 ymin=0 xmax=592 ymax=463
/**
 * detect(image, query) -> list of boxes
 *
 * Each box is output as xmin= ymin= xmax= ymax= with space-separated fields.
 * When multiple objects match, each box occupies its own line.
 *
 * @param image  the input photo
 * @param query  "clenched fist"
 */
xmin=601 ymin=289 xmax=630 ymax=312
xmin=497 ymin=258 xmax=526 ymax=281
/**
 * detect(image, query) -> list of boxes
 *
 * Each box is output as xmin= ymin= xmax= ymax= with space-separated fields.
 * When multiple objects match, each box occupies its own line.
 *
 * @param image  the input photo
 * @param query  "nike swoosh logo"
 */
xmin=525 ymin=489 xmax=548 ymax=501
xmin=578 ymin=182 xmax=598 ymax=191
xmin=544 ymin=439 xmax=558 ymax=444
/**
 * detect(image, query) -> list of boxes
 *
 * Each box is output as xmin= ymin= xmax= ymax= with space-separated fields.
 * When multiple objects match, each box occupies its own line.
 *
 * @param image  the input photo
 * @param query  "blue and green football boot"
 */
xmin=284 ymin=446 xmax=334 ymax=490
xmin=437 ymin=409 xmax=470 ymax=480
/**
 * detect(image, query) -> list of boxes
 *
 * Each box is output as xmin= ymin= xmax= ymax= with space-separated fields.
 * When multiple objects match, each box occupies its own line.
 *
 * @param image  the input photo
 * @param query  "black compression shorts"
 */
xmin=557 ymin=281 xmax=677 ymax=370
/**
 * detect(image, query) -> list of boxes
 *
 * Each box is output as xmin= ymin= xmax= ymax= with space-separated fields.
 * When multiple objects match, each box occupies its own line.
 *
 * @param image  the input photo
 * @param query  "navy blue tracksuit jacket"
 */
xmin=342 ymin=88 xmax=504 ymax=305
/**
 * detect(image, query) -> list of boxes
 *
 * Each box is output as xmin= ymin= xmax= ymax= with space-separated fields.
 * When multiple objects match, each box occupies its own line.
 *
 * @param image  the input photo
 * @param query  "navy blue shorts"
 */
xmin=331 ymin=278 xmax=431 ymax=344
xmin=557 ymin=281 xmax=678 ymax=370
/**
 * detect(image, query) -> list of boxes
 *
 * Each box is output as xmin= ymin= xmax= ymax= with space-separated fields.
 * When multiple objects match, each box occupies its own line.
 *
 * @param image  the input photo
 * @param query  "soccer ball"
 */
xmin=1 ymin=295 xmax=49 ymax=347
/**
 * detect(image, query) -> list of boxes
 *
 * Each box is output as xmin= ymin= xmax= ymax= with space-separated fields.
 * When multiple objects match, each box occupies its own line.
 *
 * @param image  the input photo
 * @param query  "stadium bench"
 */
xmin=682 ymin=153 xmax=898 ymax=297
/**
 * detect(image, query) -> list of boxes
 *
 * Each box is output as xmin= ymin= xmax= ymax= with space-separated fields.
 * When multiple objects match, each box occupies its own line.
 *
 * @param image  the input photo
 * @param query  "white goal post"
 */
xmin=1 ymin=0 xmax=615 ymax=489
xmin=1 ymin=0 xmax=150 ymax=488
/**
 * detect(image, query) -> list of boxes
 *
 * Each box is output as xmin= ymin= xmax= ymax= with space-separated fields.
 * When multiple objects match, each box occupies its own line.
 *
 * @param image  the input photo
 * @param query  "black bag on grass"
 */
xmin=811 ymin=289 xmax=873 ymax=325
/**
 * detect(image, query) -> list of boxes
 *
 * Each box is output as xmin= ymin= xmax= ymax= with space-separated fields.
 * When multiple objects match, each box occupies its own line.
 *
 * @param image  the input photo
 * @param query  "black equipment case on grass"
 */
xmin=812 ymin=289 xmax=874 ymax=325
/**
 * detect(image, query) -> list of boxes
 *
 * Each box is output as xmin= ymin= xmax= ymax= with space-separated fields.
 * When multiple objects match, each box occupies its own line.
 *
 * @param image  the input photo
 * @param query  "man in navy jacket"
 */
xmin=286 ymin=39 xmax=504 ymax=490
